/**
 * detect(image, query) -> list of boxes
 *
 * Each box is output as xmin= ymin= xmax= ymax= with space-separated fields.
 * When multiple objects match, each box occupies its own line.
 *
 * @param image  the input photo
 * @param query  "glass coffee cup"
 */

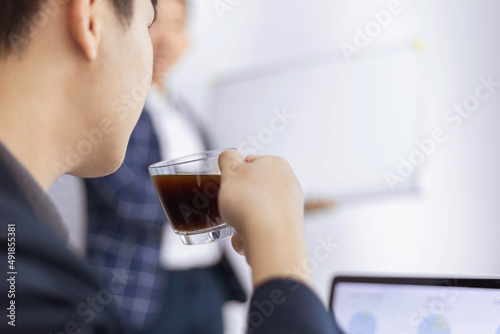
xmin=149 ymin=149 xmax=234 ymax=245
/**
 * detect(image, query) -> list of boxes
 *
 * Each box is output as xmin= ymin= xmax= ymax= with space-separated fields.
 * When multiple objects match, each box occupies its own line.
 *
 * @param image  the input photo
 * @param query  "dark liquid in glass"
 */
xmin=151 ymin=174 xmax=223 ymax=232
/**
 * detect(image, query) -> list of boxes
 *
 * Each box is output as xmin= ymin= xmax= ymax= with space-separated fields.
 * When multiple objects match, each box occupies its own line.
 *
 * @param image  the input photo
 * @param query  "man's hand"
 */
xmin=218 ymin=150 xmax=312 ymax=288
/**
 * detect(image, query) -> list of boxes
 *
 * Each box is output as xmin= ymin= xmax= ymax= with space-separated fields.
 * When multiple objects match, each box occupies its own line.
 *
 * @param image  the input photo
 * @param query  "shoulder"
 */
xmin=0 ymin=195 xmax=127 ymax=333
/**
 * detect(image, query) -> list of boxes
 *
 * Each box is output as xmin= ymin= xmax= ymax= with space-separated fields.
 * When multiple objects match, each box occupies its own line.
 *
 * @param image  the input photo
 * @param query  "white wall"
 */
xmin=168 ymin=0 xmax=500 ymax=331
xmin=414 ymin=0 xmax=500 ymax=273
xmin=171 ymin=0 xmax=422 ymax=113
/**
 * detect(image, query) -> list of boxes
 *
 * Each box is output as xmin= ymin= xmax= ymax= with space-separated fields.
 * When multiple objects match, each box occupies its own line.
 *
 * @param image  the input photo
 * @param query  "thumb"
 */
xmin=218 ymin=149 xmax=244 ymax=184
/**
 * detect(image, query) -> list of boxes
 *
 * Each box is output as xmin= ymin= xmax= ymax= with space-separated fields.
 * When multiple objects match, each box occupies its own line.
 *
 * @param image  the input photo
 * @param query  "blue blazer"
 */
xmin=85 ymin=100 xmax=245 ymax=330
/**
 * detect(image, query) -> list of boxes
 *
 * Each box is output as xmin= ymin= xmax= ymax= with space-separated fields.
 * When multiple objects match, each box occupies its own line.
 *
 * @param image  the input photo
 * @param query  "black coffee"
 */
xmin=152 ymin=174 xmax=223 ymax=232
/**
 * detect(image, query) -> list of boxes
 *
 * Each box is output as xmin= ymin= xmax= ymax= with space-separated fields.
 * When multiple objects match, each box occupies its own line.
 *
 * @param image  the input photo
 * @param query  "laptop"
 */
xmin=330 ymin=275 xmax=500 ymax=334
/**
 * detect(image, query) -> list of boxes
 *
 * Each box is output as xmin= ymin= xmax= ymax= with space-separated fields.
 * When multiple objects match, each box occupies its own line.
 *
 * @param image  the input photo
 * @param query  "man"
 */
xmin=85 ymin=0 xmax=245 ymax=332
xmin=0 ymin=0 xmax=338 ymax=333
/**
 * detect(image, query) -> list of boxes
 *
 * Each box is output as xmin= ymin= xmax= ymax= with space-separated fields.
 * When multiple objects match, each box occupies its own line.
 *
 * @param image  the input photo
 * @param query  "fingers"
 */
xmin=219 ymin=151 xmax=260 ymax=174
xmin=219 ymin=149 xmax=244 ymax=173
xmin=219 ymin=149 xmax=244 ymax=187
xmin=231 ymin=233 xmax=246 ymax=256
xmin=245 ymin=155 xmax=261 ymax=163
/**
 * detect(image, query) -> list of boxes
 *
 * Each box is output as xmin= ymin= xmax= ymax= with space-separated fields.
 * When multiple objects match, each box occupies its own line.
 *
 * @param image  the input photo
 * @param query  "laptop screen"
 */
xmin=330 ymin=277 xmax=500 ymax=334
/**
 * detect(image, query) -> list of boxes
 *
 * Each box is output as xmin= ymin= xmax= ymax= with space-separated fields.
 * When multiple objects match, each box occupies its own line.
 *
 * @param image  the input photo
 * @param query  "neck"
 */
xmin=0 ymin=58 xmax=73 ymax=191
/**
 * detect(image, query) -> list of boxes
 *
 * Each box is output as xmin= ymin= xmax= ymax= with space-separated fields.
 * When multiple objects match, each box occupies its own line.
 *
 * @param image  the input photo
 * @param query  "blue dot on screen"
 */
xmin=418 ymin=315 xmax=450 ymax=334
xmin=348 ymin=312 xmax=377 ymax=334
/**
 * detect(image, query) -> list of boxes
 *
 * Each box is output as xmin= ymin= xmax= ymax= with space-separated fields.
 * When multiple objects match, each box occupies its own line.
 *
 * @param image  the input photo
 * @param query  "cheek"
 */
xmin=107 ymin=29 xmax=153 ymax=149
xmin=136 ymin=30 xmax=154 ymax=74
xmin=103 ymin=26 xmax=153 ymax=112
xmin=144 ymin=32 xmax=154 ymax=66
xmin=80 ymin=24 xmax=154 ymax=177
xmin=127 ymin=29 xmax=154 ymax=104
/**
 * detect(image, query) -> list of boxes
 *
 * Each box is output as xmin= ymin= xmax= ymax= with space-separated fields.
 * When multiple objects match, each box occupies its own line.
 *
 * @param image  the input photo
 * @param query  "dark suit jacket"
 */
xmin=0 ymin=142 xmax=340 ymax=334
xmin=0 ymin=148 xmax=127 ymax=334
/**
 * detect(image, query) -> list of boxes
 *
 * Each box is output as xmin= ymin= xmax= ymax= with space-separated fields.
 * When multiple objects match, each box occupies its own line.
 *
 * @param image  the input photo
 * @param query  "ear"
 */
xmin=69 ymin=0 xmax=102 ymax=61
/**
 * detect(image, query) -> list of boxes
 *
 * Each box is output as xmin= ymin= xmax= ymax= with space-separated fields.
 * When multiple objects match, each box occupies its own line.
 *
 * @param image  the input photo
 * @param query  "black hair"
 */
xmin=0 ymin=0 xmax=158 ymax=57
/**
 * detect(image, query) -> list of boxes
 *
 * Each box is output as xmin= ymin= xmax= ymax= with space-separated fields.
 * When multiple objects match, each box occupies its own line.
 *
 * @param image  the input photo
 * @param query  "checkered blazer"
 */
xmin=85 ymin=98 xmax=244 ymax=331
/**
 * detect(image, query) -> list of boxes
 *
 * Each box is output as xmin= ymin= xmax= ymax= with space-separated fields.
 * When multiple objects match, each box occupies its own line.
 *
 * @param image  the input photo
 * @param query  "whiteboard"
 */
xmin=211 ymin=47 xmax=423 ymax=199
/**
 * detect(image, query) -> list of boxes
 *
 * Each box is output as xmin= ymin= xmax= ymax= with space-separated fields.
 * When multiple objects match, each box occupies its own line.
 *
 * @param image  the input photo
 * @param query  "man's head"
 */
xmin=0 ymin=0 xmax=154 ymax=58
xmin=0 ymin=0 xmax=159 ymax=183
xmin=149 ymin=0 xmax=188 ymax=82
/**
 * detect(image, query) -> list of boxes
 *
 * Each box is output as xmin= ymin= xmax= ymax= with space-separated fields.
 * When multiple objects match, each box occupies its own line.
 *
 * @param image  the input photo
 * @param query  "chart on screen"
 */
xmin=332 ymin=281 xmax=500 ymax=334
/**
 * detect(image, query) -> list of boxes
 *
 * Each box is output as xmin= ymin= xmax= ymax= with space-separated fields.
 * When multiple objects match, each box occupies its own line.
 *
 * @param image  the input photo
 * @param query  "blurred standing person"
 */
xmin=85 ymin=1 xmax=245 ymax=333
